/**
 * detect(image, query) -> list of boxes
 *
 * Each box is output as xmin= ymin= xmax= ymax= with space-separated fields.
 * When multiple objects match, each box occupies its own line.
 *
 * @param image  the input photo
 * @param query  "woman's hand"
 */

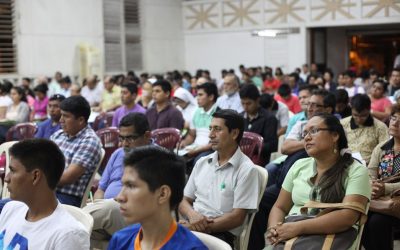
xmin=371 ymin=180 xmax=385 ymax=199
xmin=272 ymin=222 xmax=301 ymax=245
xmin=265 ymin=222 xmax=282 ymax=245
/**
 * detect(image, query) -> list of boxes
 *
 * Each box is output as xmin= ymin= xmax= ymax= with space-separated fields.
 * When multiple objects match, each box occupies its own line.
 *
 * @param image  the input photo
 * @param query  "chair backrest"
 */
xmin=238 ymin=165 xmax=268 ymax=250
xmin=6 ymin=123 xmax=37 ymax=142
xmin=61 ymin=204 xmax=94 ymax=233
xmin=96 ymin=127 xmax=120 ymax=174
xmin=92 ymin=111 xmax=115 ymax=131
xmin=1 ymin=141 xmax=18 ymax=199
xmin=151 ymin=128 xmax=181 ymax=150
xmin=80 ymin=148 xmax=105 ymax=207
xmin=192 ymin=231 xmax=232 ymax=250
xmin=239 ymin=131 xmax=264 ymax=165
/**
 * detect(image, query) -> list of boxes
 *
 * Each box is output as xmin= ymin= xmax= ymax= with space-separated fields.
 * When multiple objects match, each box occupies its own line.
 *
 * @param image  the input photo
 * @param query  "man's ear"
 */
xmin=231 ymin=128 xmax=240 ymax=142
xmin=158 ymin=185 xmax=171 ymax=206
xmin=31 ymin=169 xmax=42 ymax=186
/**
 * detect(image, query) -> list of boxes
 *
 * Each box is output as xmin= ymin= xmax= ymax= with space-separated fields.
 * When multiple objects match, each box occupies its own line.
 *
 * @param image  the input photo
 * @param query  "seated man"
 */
xmin=83 ymin=113 xmax=152 ymax=246
xmin=341 ymin=94 xmax=388 ymax=165
xmin=179 ymin=109 xmax=260 ymax=247
xmin=51 ymin=95 xmax=102 ymax=206
xmin=35 ymin=94 xmax=65 ymax=139
xmin=108 ymin=146 xmax=207 ymax=250
xmin=0 ymin=139 xmax=89 ymax=249
xmin=146 ymin=80 xmax=184 ymax=130
xmin=178 ymin=82 xmax=219 ymax=159
xmin=240 ymin=84 xmax=278 ymax=165
xmin=216 ymin=73 xmax=244 ymax=113
xmin=112 ymin=82 xmax=145 ymax=127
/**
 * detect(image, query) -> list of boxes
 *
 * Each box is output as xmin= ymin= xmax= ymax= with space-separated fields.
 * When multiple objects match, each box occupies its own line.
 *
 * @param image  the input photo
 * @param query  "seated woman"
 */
xmin=362 ymin=104 xmax=400 ymax=250
xmin=369 ymin=79 xmax=392 ymax=123
xmin=31 ymin=83 xmax=49 ymax=121
xmin=266 ymin=113 xmax=371 ymax=249
xmin=173 ymin=87 xmax=197 ymax=130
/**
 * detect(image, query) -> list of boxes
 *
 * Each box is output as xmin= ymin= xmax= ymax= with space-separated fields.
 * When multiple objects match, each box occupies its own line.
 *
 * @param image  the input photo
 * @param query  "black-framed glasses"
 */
xmin=301 ymin=127 xmax=332 ymax=139
xmin=308 ymin=102 xmax=325 ymax=108
xmin=118 ymin=134 xmax=143 ymax=143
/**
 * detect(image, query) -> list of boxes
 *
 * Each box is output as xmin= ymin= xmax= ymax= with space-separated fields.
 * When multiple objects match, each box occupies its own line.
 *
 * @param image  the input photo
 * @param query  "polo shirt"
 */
xmin=282 ymin=157 xmax=371 ymax=216
xmin=98 ymin=148 xmax=124 ymax=199
xmin=112 ymin=103 xmax=146 ymax=127
xmin=51 ymin=125 xmax=102 ymax=198
xmin=190 ymin=103 xmax=218 ymax=146
xmin=35 ymin=118 xmax=61 ymax=139
xmin=146 ymin=103 xmax=184 ymax=130
xmin=340 ymin=116 xmax=389 ymax=163
xmin=108 ymin=223 xmax=207 ymax=250
xmin=216 ymin=92 xmax=244 ymax=113
xmin=184 ymin=147 xmax=259 ymax=236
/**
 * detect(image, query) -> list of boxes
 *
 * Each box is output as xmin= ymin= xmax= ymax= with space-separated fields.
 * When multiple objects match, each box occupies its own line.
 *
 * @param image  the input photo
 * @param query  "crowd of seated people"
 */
xmin=0 ymin=65 xmax=399 ymax=249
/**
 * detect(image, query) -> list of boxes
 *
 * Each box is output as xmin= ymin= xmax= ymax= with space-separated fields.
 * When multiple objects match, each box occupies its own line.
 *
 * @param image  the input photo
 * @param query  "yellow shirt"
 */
xmin=101 ymin=86 xmax=121 ymax=111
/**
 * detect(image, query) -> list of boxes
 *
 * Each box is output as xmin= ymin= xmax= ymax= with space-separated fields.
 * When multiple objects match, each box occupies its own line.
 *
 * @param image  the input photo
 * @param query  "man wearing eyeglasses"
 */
xmin=340 ymin=94 xmax=388 ymax=165
xmin=83 ymin=112 xmax=152 ymax=248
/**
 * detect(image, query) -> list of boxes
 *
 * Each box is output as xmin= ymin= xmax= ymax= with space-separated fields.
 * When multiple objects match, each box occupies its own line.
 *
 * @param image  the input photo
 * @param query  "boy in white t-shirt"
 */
xmin=0 ymin=139 xmax=89 ymax=250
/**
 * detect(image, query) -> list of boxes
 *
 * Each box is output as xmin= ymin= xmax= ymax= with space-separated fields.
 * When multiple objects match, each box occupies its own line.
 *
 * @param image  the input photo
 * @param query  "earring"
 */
xmin=334 ymin=148 xmax=337 ymax=154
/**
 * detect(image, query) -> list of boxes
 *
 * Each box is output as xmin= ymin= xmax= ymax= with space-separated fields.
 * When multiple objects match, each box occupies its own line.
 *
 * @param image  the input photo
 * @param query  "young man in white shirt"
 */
xmin=0 ymin=139 xmax=89 ymax=249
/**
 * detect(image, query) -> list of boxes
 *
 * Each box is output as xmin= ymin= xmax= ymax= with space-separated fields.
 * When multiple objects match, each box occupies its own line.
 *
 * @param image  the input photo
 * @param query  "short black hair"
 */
xmin=33 ymin=83 xmax=49 ymax=95
xmin=277 ymin=84 xmax=291 ymax=97
xmin=60 ymin=96 xmax=91 ymax=122
xmin=335 ymin=89 xmax=349 ymax=105
xmin=196 ymin=82 xmax=219 ymax=102
xmin=119 ymin=113 xmax=149 ymax=135
xmin=343 ymin=70 xmax=356 ymax=78
xmin=212 ymin=109 xmax=244 ymax=144
xmin=239 ymin=83 xmax=260 ymax=100
xmin=351 ymin=94 xmax=371 ymax=112
xmin=312 ymin=89 xmax=336 ymax=114
xmin=260 ymin=93 xmax=278 ymax=111
xmin=121 ymin=82 xmax=138 ymax=95
xmin=289 ymin=72 xmax=300 ymax=82
xmin=49 ymin=94 xmax=66 ymax=102
xmin=124 ymin=145 xmax=186 ymax=210
xmin=153 ymin=80 xmax=172 ymax=96
xmin=299 ymin=84 xmax=319 ymax=94
xmin=10 ymin=139 xmax=65 ymax=189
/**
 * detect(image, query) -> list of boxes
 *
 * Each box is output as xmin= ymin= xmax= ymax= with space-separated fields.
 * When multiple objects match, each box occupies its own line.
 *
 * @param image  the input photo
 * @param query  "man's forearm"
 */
xmin=281 ymin=140 xmax=304 ymax=155
xmin=207 ymin=210 xmax=247 ymax=233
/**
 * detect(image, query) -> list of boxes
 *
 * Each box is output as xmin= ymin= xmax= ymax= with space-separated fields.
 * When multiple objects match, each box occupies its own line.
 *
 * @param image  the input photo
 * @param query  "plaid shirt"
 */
xmin=51 ymin=125 xmax=102 ymax=198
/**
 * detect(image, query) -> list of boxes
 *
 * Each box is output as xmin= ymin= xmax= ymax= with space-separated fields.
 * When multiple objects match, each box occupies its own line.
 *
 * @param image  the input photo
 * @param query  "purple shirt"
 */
xmin=99 ymin=148 xmax=124 ymax=199
xmin=35 ymin=118 xmax=61 ymax=139
xmin=112 ymin=103 xmax=146 ymax=127
xmin=145 ymin=103 xmax=184 ymax=130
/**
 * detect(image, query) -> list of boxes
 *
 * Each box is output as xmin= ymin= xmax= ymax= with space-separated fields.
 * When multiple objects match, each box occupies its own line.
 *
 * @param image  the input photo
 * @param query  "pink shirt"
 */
xmin=274 ymin=94 xmax=302 ymax=114
xmin=371 ymin=97 xmax=392 ymax=113
xmin=33 ymin=96 xmax=49 ymax=120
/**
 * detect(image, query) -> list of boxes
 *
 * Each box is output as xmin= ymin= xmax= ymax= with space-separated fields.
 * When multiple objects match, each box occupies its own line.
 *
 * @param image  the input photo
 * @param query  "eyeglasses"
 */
xmin=390 ymin=115 xmax=400 ymax=123
xmin=308 ymin=102 xmax=325 ymax=108
xmin=118 ymin=134 xmax=143 ymax=143
xmin=301 ymin=127 xmax=332 ymax=139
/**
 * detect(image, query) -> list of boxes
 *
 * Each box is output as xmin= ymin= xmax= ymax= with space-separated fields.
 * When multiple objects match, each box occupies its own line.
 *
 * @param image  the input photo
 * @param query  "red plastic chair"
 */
xmin=240 ymin=131 xmax=264 ymax=165
xmin=92 ymin=111 xmax=115 ymax=131
xmin=6 ymin=123 xmax=37 ymax=141
xmin=96 ymin=127 xmax=120 ymax=174
xmin=151 ymin=128 xmax=181 ymax=150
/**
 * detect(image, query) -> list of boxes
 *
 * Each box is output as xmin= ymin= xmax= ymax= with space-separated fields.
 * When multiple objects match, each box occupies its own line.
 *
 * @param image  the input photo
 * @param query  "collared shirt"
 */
xmin=112 ymin=103 xmax=146 ymax=127
xmin=216 ymin=91 xmax=244 ymax=113
xmin=242 ymin=108 xmax=278 ymax=163
xmin=274 ymin=94 xmax=302 ymax=114
xmin=81 ymin=85 xmax=103 ymax=107
xmin=285 ymin=111 xmax=307 ymax=138
xmin=35 ymin=118 xmax=61 ymax=139
xmin=190 ymin=103 xmax=218 ymax=146
xmin=51 ymin=125 xmax=102 ymax=198
xmin=184 ymin=147 xmax=259 ymax=236
xmin=146 ymin=103 xmax=184 ymax=130
xmin=98 ymin=148 xmax=124 ymax=199
xmin=286 ymin=120 xmax=308 ymax=141
xmin=341 ymin=116 xmax=389 ymax=163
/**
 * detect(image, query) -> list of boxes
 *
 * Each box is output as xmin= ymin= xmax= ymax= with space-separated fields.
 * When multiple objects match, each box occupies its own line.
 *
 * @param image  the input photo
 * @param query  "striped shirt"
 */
xmin=51 ymin=125 xmax=102 ymax=198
